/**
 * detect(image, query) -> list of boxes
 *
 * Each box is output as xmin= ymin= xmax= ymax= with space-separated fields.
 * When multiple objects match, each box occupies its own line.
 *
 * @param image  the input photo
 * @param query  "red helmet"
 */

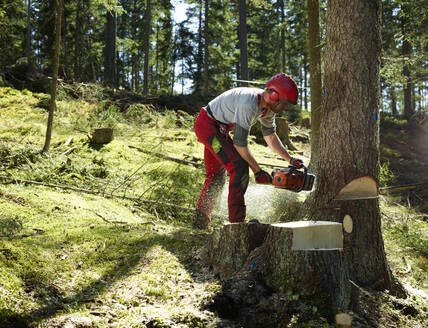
xmin=266 ymin=73 xmax=298 ymax=104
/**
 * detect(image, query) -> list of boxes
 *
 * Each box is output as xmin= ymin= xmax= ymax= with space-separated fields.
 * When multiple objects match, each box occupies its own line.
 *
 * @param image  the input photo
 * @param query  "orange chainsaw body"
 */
xmin=271 ymin=166 xmax=315 ymax=192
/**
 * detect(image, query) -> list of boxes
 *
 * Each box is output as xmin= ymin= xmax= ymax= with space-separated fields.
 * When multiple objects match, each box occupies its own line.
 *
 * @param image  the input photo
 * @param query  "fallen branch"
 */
xmin=61 ymin=145 xmax=77 ymax=156
xmin=128 ymin=144 xmax=202 ymax=168
xmin=94 ymin=212 xmax=113 ymax=224
xmin=380 ymin=180 xmax=428 ymax=192
xmin=397 ymin=256 xmax=411 ymax=275
xmin=0 ymin=175 xmax=203 ymax=217
xmin=0 ymin=176 xmax=99 ymax=194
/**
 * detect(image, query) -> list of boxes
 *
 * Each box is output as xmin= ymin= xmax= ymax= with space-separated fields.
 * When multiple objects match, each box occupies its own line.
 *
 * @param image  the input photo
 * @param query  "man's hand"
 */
xmin=255 ymin=170 xmax=273 ymax=184
xmin=290 ymin=157 xmax=304 ymax=168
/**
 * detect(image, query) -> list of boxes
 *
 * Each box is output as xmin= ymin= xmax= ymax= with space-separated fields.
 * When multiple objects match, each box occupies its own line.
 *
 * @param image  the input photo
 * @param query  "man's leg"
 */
xmin=201 ymin=133 xmax=249 ymax=224
xmin=193 ymin=109 xmax=249 ymax=226
xmin=193 ymin=147 xmax=226 ymax=229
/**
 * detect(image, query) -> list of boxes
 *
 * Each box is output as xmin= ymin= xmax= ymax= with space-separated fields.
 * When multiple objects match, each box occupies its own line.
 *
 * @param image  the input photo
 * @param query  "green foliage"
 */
xmin=380 ymin=160 xmax=396 ymax=187
xmin=0 ymin=214 xmax=23 ymax=238
xmin=0 ymin=142 xmax=40 ymax=170
xmin=381 ymin=113 xmax=408 ymax=129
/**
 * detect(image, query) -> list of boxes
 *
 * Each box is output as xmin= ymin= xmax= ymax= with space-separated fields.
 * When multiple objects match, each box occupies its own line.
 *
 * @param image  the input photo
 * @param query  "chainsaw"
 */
xmin=271 ymin=164 xmax=315 ymax=192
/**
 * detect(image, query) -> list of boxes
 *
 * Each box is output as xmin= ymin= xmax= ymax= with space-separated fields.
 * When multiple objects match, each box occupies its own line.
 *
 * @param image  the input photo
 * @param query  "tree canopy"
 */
xmin=0 ymin=0 xmax=426 ymax=115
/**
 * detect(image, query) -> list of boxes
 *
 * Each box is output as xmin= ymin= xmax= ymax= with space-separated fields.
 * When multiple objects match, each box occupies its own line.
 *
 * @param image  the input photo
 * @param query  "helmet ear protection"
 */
xmin=267 ymin=88 xmax=279 ymax=102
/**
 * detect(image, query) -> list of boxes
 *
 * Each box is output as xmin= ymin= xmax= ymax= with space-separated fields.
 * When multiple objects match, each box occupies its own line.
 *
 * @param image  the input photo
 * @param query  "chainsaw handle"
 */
xmin=296 ymin=164 xmax=307 ymax=192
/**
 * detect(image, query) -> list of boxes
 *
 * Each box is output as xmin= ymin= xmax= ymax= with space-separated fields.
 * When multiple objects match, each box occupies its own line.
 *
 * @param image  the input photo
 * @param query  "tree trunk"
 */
xmin=60 ymin=1 xmax=67 ymax=79
xmin=309 ymin=0 xmax=402 ymax=296
xmin=307 ymin=0 xmax=322 ymax=174
xmin=26 ymin=0 xmax=32 ymax=70
xmin=402 ymin=38 xmax=413 ymax=119
xmin=238 ymin=0 xmax=248 ymax=86
xmin=195 ymin=0 xmax=203 ymax=93
xmin=275 ymin=30 xmax=281 ymax=73
xmin=74 ymin=0 xmax=82 ymax=81
xmin=203 ymin=0 xmax=209 ymax=94
xmin=279 ymin=0 xmax=286 ymax=71
xmin=143 ymin=0 xmax=151 ymax=96
xmin=401 ymin=2 xmax=413 ymax=120
xmin=104 ymin=10 xmax=116 ymax=87
xmin=42 ymin=0 xmax=62 ymax=153
xmin=390 ymin=85 xmax=397 ymax=116
xmin=303 ymin=59 xmax=308 ymax=110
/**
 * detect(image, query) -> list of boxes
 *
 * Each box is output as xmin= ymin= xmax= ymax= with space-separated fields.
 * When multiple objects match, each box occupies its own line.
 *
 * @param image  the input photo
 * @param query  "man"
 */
xmin=193 ymin=73 xmax=304 ymax=229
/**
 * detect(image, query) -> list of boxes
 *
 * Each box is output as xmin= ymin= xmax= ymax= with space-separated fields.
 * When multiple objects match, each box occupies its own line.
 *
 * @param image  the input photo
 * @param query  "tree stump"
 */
xmin=200 ymin=221 xmax=269 ymax=279
xmin=276 ymin=117 xmax=298 ymax=151
xmin=201 ymin=220 xmax=350 ymax=312
xmin=91 ymin=128 xmax=114 ymax=145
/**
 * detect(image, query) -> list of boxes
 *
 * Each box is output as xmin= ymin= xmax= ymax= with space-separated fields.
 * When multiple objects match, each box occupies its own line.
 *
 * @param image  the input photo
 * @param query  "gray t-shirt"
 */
xmin=207 ymin=87 xmax=276 ymax=146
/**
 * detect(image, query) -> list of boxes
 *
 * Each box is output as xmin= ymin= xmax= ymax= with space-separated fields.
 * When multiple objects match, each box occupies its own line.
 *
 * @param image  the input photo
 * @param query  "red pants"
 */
xmin=194 ymin=108 xmax=249 ymax=223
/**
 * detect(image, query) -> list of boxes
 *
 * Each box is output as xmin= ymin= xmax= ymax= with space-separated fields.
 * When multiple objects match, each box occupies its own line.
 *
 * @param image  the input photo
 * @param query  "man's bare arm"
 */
xmin=263 ymin=133 xmax=292 ymax=163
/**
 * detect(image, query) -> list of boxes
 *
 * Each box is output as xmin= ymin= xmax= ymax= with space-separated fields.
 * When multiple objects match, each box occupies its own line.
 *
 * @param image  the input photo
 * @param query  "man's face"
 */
xmin=269 ymin=99 xmax=295 ymax=113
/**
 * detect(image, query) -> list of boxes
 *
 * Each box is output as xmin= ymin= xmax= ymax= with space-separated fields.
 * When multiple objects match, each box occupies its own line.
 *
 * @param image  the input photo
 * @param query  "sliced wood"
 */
xmin=334 ymin=175 xmax=378 ymax=201
xmin=343 ymin=214 xmax=353 ymax=233
xmin=271 ymin=221 xmax=343 ymax=250
xmin=63 ymin=136 xmax=73 ymax=147
xmin=335 ymin=312 xmax=352 ymax=328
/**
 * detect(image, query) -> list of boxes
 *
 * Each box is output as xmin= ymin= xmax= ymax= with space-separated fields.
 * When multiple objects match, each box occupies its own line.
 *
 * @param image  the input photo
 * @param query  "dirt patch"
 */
xmin=0 ymin=190 xmax=28 ymax=206
xmin=37 ymin=314 xmax=95 ymax=328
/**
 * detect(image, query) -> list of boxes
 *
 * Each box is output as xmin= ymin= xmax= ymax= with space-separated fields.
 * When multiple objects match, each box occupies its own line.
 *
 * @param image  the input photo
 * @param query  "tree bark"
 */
xmin=307 ymin=0 xmax=322 ymax=174
xmin=74 ymin=0 xmax=82 ymax=81
xmin=26 ymin=0 xmax=32 ymax=70
xmin=203 ymin=0 xmax=209 ymax=94
xmin=389 ymin=84 xmax=397 ymax=117
xmin=309 ymin=0 xmax=402 ymax=296
xmin=402 ymin=38 xmax=413 ymax=119
xmin=42 ymin=0 xmax=62 ymax=153
xmin=195 ymin=0 xmax=203 ymax=93
xmin=143 ymin=0 xmax=151 ymax=96
xmin=238 ymin=0 xmax=248 ymax=87
xmin=104 ymin=10 xmax=116 ymax=87
xmin=279 ymin=0 xmax=286 ymax=71
xmin=401 ymin=2 xmax=413 ymax=120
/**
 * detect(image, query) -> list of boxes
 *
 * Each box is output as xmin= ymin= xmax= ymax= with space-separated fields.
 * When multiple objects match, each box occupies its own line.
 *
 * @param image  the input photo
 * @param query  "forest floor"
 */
xmin=0 ymin=86 xmax=427 ymax=327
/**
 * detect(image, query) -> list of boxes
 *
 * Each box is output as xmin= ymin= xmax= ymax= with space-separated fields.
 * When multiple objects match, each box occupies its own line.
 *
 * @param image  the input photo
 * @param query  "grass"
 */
xmin=0 ymin=86 xmax=427 ymax=327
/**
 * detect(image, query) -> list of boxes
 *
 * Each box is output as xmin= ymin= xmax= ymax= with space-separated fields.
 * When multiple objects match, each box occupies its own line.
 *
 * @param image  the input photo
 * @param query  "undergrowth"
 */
xmin=0 ymin=87 xmax=427 ymax=327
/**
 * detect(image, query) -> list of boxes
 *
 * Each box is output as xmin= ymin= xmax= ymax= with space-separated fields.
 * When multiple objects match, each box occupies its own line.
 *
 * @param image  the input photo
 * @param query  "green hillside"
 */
xmin=0 ymin=86 xmax=426 ymax=327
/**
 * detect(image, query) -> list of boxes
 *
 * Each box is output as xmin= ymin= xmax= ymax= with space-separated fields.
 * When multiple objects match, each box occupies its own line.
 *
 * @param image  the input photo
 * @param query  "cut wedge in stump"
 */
xmin=334 ymin=175 xmax=379 ymax=201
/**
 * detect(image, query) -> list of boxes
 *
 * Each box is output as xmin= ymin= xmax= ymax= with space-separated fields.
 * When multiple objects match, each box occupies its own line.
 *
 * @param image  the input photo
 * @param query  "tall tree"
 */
xmin=310 ymin=0 xmax=402 ymax=297
xmin=203 ymin=0 xmax=209 ymax=94
xmin=26 ymin=0 xmax=32 ymax=69
xmin=104 ymin=10 xmax=116 ymax=86
xmin=238 ymin=0 xmax=248 ymax=86
xmin=74 ymin=0 xmax=82 ymax=81
xmin=307 ymin=0 xmax=322 ymax=172
xmin=401 ymin=1 xmax=413 ymax=119
xmin=279 ymin=0 xmax=286 ymax=72
xmin=42 ymin=0 xmax=62 ymax=152
xmin=143 ymin=0 xmax=151 ymax=96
